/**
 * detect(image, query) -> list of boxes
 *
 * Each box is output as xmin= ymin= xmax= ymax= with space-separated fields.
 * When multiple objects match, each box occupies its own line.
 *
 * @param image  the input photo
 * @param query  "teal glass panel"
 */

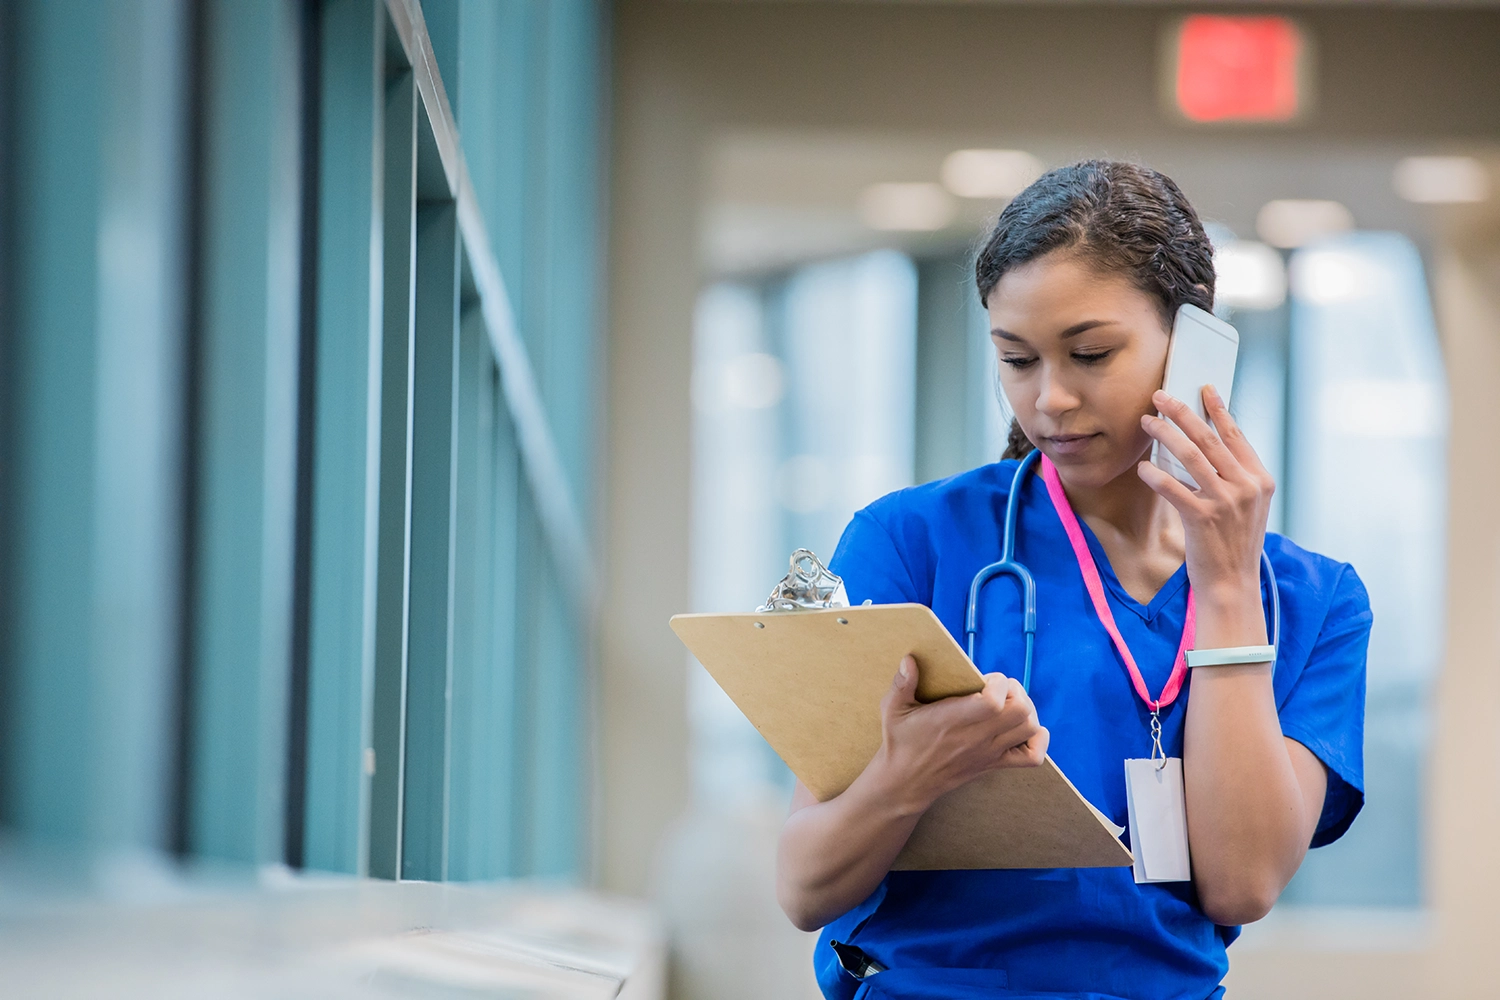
xmin=187 ymin=0 xmax=303 ymax=865
xmin=367 ymin=62 xmax=418 ymax=882
xmin=534 ymin=0 xmax=604 ymax=508
xmin=511 ymin=493 xmax=542 ymax=874
xmin=488 ymin=380 xmax=526 ymax=878
xmin=454 ymin=0 xmax=530 ymax=318
xmin=448 ymin=0 xmax=603 ymax=882
xmin=2 ymin=0 xmax=188 ymax=853
xmin=510 ymin=493 xmax=581 ymax=878
xmin=4 ymin=0 xmax=109 ymax=847
xmin=400 ymin=195 xmax=460 ymax=882
xmin=420 ymin=0 xmax=460 ymax=119
xmin=525 ymin=556 xmax=582 ymax=877
xmin=457 ymin=0 xmax=602 ymax=507
xmin=302 ymin=0 xmax=384 ymax=875
xmin=446 ymin=305 xmax=493 ymax=881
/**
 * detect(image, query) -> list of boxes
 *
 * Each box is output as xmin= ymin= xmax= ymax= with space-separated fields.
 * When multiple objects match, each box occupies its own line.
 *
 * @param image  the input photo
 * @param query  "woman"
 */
xmin=776 ymin=161 xmax=1370 ymax=1000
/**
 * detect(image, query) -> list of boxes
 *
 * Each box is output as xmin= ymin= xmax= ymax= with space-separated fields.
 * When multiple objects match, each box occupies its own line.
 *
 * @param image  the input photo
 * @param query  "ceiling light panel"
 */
xmin=1393 ymin=156 xmax=1491 ymax=204
xmin=858 ymin=182 xmax=955 ymax=232
xmin=1256 ymin=199 xmax=1353 ymax=249
xmin=1214 ymin=240 xmax=1287 ymax=312
xmin=941 ymin=150 xmax=1045 ymax=200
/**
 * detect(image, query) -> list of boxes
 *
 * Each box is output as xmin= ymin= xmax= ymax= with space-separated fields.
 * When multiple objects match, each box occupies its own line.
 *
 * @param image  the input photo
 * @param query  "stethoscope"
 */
xmin=964 ymin=448 xmax=1282 ymax=693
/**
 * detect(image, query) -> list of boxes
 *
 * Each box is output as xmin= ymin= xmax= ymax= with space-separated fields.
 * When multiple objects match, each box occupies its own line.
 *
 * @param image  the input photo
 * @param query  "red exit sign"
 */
xmin=1170 ymin=15 xmax=1308 ymax=123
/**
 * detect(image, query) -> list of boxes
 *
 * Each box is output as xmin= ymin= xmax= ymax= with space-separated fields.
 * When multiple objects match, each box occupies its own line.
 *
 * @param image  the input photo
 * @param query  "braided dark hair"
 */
xmin=974 ymin=160 xmax=1216 ymax=459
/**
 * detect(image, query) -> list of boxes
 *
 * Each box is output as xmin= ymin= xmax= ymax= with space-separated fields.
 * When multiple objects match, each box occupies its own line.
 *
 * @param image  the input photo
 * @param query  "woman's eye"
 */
xmin=1001 ymin=356 xmax=1038 ymax=370
xmin=1073 ymin=350 xmax=1111 ymax=365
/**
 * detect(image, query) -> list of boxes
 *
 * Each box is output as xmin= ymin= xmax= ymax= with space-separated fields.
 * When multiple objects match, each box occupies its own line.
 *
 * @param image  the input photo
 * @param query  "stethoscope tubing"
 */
xmin=966 ymin=449 xmax=1281 ymax=694
xmin=966 ymin=449 xmax=1042 ymax=690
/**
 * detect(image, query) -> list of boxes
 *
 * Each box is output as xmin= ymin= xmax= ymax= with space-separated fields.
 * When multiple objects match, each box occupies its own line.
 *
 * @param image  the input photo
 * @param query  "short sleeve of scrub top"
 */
xmin=812 ymin=462 xmax=1372 ymax=1000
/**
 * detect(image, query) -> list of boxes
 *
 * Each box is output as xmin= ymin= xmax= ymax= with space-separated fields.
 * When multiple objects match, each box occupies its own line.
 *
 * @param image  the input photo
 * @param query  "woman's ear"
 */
xmin=1186 ymin=283 xmax=1213 ymax=319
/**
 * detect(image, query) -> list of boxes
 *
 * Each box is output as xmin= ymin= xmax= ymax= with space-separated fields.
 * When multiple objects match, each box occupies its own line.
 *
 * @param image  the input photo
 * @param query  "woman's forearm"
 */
xmin=776 ymin=750 xmax=931 ymax=932
xmin=1183 ymin=584 xmax=1321 ymax=924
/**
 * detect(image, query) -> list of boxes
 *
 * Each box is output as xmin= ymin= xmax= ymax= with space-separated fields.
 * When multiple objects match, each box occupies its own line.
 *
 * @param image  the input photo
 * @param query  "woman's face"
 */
xmin=987 ymin=250 xmax=1171 ymax=490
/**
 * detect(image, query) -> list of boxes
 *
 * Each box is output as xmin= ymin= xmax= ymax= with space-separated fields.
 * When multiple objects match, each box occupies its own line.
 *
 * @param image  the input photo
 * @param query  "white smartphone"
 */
xmin=1151 ymin=303 xmax=1240 ymax=489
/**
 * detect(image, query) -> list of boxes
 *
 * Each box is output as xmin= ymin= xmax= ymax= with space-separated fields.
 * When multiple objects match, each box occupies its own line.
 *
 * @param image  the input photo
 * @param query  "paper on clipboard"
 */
xmin=669 ymin=553 xmax=1132 ymax=871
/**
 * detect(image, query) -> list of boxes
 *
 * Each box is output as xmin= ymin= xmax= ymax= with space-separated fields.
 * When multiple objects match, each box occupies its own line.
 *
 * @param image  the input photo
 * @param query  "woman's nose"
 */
xmin=1033 ymin=369 xmax=1080 ymax=416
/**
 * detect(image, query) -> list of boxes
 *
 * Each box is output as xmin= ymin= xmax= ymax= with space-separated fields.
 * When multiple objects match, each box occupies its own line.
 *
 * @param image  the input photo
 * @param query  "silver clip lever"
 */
xmin=756 ymin=548 xmax=850 ymax=612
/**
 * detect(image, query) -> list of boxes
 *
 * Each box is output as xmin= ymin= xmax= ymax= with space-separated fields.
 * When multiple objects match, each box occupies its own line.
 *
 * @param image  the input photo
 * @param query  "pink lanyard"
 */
xmin=1039 ymin=455 xmax=1196 ymax=715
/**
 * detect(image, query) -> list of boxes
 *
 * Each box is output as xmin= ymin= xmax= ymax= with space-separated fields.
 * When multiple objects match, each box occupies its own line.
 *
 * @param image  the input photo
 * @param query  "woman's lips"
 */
xmin=1044 ymin=433 xmax=1101 ymax=456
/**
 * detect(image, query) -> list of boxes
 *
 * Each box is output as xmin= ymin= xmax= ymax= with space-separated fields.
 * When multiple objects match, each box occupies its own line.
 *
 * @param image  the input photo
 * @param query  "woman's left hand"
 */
xmin=1137 ymin=385 xmax=1276 ymax=606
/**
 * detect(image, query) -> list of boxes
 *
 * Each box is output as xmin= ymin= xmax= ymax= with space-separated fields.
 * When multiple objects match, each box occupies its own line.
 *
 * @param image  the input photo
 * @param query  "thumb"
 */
xmin=888 ymin=655 xmax=920 ymax=708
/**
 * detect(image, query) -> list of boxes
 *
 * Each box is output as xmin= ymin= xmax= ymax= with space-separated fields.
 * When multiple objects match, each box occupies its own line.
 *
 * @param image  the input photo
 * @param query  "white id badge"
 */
xmin=1124 ymin=758 xmax=1192 ymax=883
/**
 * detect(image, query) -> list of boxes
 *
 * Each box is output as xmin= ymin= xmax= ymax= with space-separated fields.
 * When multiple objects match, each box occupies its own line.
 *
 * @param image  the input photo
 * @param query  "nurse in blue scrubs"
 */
xmin=776 ymin=160 xmax=1370 ymax=1000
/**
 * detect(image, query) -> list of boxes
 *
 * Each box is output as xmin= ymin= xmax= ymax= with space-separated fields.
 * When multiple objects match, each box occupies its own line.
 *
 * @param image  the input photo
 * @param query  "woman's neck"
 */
xmin=1063 ymin=463 xmax=1170 ymax=541
xmin=1059 ymin=459 xmax=1186 ymax=603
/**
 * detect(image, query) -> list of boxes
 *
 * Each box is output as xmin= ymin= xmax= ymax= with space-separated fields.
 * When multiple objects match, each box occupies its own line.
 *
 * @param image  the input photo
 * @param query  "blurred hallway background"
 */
xmin=2 ymin=1 xmax=1498 ymax=997
xmin=608 ymin=3 xmax=1500 ymax=997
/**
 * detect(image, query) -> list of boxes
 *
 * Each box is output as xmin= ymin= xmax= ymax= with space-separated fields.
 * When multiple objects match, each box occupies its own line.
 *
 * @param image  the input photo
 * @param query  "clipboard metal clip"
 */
xmin=757 ymin=548 xmax=851 ymax=613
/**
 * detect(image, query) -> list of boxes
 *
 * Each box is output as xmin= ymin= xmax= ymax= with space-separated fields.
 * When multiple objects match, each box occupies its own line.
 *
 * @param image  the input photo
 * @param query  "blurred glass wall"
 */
xmin=0 ymin=0 xmax=605 ymax=889
xmin=688 ymin=251 xmax=918 ymax=815
xmin=1281 ymin=232 xmax=1447 ymax=906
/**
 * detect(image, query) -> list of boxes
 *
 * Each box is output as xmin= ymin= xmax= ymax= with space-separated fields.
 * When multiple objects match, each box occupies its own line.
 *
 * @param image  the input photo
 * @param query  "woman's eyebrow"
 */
xmin=991 ymin=319 xmax=1115 ymax=342
xmin=1059 ymin=319 xmax=1113 ymax=338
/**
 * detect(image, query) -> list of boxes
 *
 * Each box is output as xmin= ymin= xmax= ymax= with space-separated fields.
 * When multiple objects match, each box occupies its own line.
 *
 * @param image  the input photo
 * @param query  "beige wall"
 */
xmin=598 ymin=18 xmax=702 ymax=894
xmin=602 ymin=1 xmax=1500 ymax=991
xmin=1429 ymin=197 xmax=1500 ymax=997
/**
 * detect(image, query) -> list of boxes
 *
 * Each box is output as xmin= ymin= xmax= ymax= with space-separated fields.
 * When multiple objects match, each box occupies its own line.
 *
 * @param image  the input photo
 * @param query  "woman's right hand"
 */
xmin=873 ymin=655 xmax=1049 ymax=813
xmin=776 ymin=655 xmax=1048 ymax=931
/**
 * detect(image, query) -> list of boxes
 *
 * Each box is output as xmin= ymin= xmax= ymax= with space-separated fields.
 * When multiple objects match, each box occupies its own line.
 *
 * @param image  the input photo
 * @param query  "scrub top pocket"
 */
xmin=851 ymin=967 xmax=1228 ymax=1000
xmin=851 ymin=967 xmax=1128 ymax=999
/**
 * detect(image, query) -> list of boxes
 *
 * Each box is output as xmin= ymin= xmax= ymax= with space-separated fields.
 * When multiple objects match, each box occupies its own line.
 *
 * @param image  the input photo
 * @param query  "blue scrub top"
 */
xmin=815 ymin=460 xmax=1371 ymax=1000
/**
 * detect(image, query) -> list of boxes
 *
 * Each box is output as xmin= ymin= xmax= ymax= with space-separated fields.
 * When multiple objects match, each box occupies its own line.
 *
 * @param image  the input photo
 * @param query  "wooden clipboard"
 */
xmin=670 ymin=603 xmax=1132 ymax=870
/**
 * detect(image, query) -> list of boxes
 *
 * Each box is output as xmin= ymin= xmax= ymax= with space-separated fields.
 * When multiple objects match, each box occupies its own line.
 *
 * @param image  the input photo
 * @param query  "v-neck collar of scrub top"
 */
xmin=1073 ymin=515 xmax=1190 ymax=625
